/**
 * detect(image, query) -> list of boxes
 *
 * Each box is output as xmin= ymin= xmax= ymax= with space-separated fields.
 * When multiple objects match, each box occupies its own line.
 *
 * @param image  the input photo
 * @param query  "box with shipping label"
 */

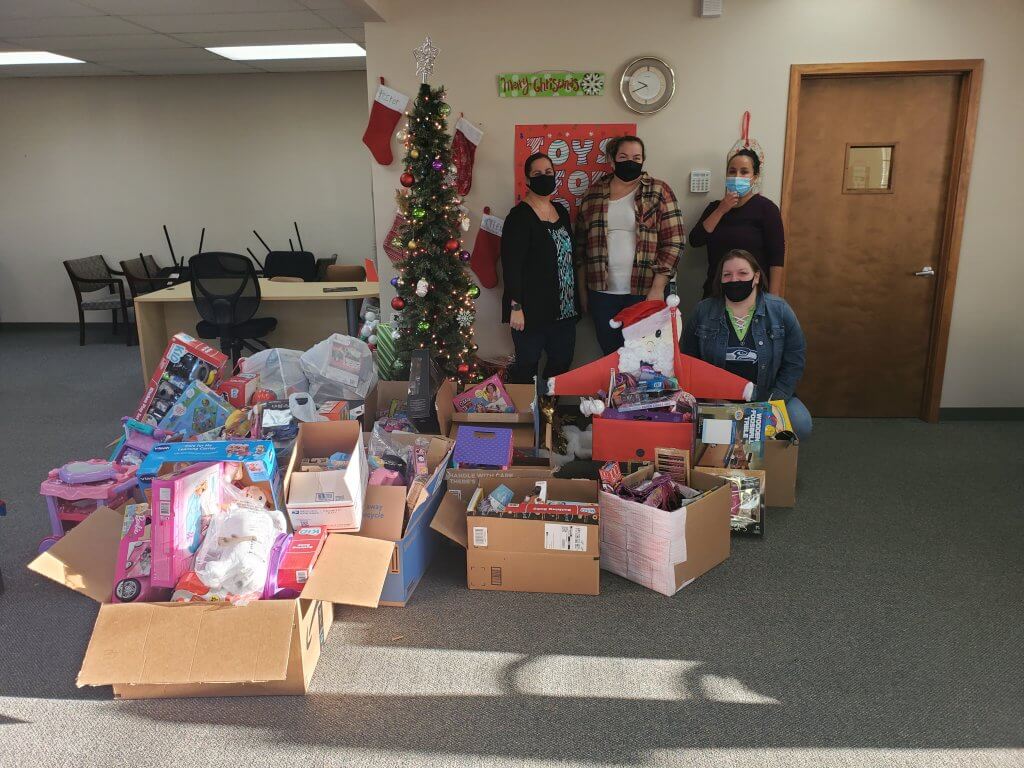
xmin=598 ymin=467 xmax=731 ymax=596
xmin=453 ymin=477 xmax=600 ymax=596
xmin=284 ymin=421 xmax=368 ymax=532
xmin=28 ymin=506 xmax=396 ymax=700
xmin=358 ymin=433 xmax=454 ymax=606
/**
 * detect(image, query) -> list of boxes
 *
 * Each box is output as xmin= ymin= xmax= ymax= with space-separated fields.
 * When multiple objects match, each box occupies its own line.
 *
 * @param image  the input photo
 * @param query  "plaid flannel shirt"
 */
xmin=573 ymin=173 xmax=685 ymax=295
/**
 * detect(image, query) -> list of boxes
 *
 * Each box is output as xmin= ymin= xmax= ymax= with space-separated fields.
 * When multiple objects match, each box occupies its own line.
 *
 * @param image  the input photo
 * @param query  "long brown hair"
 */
xmin=712 ymin=249 xmax=768 ymax=297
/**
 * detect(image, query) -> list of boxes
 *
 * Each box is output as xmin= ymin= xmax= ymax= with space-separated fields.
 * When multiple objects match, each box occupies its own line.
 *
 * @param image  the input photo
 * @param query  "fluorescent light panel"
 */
xmin=207 ymin=43 xmax=365 ymax=61
xmin=0 ymin=51 xmax=84 ymax=65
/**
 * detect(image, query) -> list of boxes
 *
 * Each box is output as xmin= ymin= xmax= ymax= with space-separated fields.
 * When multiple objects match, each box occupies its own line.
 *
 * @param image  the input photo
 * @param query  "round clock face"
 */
xmin=620 ymin=57 xmax=675 ymax=114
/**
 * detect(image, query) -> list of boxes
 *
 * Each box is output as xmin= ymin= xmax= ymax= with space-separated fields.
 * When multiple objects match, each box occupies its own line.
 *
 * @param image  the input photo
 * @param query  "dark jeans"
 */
xmin=508 ymin=317 xmax=576 ymax=384
xmin=588 ymin=290 xmax=646 ymax=355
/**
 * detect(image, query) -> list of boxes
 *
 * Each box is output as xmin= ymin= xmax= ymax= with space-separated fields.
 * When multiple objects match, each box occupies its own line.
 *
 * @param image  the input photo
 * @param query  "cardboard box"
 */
xmin=762 ymin=439 xmax=799 ymax=508
xmin=438 ymin=477 xmax=600 ymax=596
xmin=28 ymin=506 xmax=395 ymax=699
xmin=435 ymin=379 xmax=543 ymax=453
xmin=592 ymin=416 xmax=694 ymax=463
xmin=697 ymin=467 xmax=767 ymax=536
xmin=358 ymin=433 xmax=454 ymax=606
xmin=599 ymin=467 xmax=731 ymax=596
xmin=435 ymin=467 xmax=555 ymax=546
xmin=284 ymin=421 xmax=368 ymax=532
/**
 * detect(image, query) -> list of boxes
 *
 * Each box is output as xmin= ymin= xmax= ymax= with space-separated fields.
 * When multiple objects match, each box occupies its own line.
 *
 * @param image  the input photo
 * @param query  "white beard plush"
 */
xmin=611 ymin=294 xmax=682 ymax=378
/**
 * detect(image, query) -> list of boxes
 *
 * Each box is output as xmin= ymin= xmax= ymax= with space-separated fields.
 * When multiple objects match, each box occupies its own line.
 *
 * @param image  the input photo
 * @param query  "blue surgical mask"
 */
xmin=725 ymin=176 xmax=752 ymax=196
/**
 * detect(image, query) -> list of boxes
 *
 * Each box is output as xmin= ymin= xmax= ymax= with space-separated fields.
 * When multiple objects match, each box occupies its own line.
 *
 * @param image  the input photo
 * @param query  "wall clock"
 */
xmin=619 ymin=56 xmax=676 ymax=114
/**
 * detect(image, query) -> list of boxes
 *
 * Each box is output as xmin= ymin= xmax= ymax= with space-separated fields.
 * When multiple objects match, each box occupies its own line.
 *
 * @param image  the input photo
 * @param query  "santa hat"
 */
xmin=609 ymin=295 xmax=681 ymax=340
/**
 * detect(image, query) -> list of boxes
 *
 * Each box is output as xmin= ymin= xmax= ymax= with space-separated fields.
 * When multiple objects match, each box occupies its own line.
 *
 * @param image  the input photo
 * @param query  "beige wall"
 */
xmin=0 ymin=70 xmax=373 ymax=325
xmin=366 ymin=0 xmax=1024 ymax=408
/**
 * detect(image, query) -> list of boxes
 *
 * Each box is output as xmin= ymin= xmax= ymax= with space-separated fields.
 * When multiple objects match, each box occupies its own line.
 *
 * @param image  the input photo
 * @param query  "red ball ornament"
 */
xmin=400 ymin=173 xmax=414 ymax=188
xmin=444 ymin=238 xmax=460 ymax=252
xmin=391 ymin=296 xmax=406 ymax=311
xmin=457 ymin=363 xmax=470 ymax=375
xmin=251 ymin=388 xmax=276 ymax=405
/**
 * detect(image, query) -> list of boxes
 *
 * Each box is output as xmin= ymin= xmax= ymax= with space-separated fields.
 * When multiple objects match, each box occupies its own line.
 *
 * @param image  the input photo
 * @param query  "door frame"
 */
xmin=780 ymin=60 xmax=983 ymax=422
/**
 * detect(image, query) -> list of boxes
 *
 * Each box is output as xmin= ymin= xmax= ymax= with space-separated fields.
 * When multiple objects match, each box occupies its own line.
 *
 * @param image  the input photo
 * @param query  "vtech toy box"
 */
xmin=135 ymin=333 xmax=230 ymax=426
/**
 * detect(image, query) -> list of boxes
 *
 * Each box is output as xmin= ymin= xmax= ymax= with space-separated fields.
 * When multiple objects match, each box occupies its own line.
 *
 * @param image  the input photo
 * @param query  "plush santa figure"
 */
xmin=547 ymin=295 xmax=754 ymax=401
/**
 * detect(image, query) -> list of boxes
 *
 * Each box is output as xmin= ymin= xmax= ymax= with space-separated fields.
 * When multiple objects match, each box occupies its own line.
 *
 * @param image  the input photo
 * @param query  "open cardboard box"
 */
xmin=358 ymin=431 xmax=455 ymax=606
xmin=599 ymin=467 xmax=732 ymax=597
xmin=434 ymin=476 xmax=601 ymax=596
xmin=695 ymin=438 xmax=798 ymax=508
xmin=284 ymin=421 xmax=368 ymax=532
xmin=435 ymin=379 xmax=543 ymax=453
xmin=28 ymin=505 xmax=395 ymax=700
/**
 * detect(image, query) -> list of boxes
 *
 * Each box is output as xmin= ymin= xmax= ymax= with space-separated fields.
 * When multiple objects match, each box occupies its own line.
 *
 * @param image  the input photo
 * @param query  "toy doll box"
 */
xmin=137 ymin=439 xmax=281 ymax=509
xmin=357 ymin=433 xmax=454 ymax=606
xmin=435 ymin=380 xmax=543 ymax=455
xmin=135 ymin=333 xmax=230 ymax=423
xmin=28 ymin=506 xmax=395 ymax=700
xmin=598 ymin=468 xmax=731 ymax=597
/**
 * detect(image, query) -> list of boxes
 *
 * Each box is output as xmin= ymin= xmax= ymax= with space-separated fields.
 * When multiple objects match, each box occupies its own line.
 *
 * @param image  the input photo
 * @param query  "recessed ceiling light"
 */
xmin=0 ymin=51 xmax=85 ymax=65
xmin=206 ymin=43 xmax=365 ymax=61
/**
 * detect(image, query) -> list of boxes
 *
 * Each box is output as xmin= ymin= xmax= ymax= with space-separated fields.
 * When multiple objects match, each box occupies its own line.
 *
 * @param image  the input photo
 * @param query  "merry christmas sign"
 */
xmin=514 ymin=123 xmax=636 ymax=222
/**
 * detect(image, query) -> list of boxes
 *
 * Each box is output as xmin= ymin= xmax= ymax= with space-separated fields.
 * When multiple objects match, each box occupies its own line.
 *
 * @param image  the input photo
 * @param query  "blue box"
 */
xmin=138 ymin=440 xmax=282 ymax=510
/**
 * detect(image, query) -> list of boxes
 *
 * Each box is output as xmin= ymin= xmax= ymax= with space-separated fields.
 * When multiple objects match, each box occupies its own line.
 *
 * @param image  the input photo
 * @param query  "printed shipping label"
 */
xmin=472 ymin=526 xmax=488 ymax=548
xmin=544 ymin=523 xmax=588 ymax=552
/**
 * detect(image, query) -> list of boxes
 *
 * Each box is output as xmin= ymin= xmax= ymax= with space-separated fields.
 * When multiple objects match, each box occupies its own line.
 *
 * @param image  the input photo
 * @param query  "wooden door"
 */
xmin=785 ymin=74 xmax=961 ymax=417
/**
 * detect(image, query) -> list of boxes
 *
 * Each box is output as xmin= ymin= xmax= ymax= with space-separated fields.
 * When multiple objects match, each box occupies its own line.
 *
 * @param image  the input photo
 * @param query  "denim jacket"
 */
xmin=681 ymin=292 xmax=806 ymax=401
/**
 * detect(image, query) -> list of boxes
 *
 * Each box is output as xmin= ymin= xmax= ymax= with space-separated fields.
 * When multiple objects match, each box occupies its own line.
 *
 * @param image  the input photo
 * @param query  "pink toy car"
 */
xmin=38 ymin=460 xmax=138 ymax=552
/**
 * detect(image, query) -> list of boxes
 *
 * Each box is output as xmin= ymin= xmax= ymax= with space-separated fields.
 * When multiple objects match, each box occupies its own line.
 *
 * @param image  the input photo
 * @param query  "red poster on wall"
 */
xmin=514 ymin=123 xmax=636 ymax=222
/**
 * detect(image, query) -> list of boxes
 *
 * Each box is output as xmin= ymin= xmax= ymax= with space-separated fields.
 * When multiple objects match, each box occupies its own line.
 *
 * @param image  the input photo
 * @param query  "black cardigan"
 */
xmin=500 ymin=201 xmax=579 ymax=331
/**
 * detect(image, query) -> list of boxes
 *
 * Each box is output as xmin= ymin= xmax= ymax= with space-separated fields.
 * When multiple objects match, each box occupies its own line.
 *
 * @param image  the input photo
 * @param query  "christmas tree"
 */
xmin=390 ymin=43 xmax=479 ymax=384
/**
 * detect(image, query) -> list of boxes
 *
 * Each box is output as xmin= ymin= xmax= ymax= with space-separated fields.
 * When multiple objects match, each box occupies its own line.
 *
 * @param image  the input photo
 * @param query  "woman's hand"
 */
xmin=510 ymin=309 xmax=525 ymax=331
xmin=716 ymin=191 xmax=740 ymax=214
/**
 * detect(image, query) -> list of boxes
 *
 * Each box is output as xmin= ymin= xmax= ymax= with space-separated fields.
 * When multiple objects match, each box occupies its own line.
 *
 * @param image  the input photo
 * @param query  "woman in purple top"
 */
xmin=689 ymin=148 xmax=785 ymax=297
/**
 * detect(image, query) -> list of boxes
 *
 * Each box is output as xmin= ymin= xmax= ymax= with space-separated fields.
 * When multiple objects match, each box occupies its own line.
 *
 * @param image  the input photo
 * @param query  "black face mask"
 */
xmin=527 ymin=174 xmax=556 ymax=196
xmin=614 ymin=159 xmax=643 ymax=182
xmin=722 ymin=278 xmax=756 ymax=302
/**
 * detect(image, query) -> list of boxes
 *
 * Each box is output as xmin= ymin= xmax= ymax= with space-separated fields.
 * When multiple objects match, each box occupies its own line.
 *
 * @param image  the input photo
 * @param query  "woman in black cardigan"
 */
xmin=501 ymin=152 xmax=579 ymax=384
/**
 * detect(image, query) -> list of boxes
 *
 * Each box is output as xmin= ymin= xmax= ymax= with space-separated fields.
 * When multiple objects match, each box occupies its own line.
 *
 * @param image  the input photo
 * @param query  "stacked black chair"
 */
xmin=189 ymin=252 xmax=277 ymax=363
xmin=263 ymin=250 xmax=317 ymax=282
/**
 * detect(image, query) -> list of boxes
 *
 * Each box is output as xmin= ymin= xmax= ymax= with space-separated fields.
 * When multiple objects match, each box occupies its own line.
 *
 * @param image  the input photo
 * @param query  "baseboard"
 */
xmin=939 ymin=407 xmax=1024 ymax=421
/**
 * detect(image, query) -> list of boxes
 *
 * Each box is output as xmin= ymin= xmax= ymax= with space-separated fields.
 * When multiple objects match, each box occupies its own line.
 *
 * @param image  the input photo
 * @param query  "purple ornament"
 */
xmin=459 ymin=250 xmax=471 ymax=263
xmin=390 ymin=276 xmax=399 ymax=287
xmin=431 ymin=159 xmax=445 ymax=171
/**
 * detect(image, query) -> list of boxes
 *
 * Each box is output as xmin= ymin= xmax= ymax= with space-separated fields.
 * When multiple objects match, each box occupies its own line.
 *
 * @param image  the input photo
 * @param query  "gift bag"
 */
xmin=300 ymin=334 xmax=378 ymax=403
xmin=239 ymin=348 xmax=308 ymax=398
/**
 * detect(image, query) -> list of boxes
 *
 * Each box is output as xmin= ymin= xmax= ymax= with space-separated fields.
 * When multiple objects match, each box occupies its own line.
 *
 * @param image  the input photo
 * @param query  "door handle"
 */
xmin=914 ymin=266 xmax=935 ymax=277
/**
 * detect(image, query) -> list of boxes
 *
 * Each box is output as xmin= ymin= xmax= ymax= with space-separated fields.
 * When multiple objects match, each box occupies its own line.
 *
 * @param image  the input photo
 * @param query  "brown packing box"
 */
xmin=439 ymin=476 xmax=600 ymax=596
xmin=435 ymin=379 xmax=544 ymax=453
xmin=28 ymin=506 xmax=395 ymax=699
xmin=695 ymin=439 xmax=799 ymax=508
xmin=599 ymin=467 xmax=732 ymax=596
xmin=283 ymin=420 xmax=368 ymax=532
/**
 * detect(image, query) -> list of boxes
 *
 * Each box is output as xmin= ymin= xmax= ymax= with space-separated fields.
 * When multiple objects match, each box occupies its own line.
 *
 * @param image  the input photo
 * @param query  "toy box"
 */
xmin=453 ymin=426 xmax=514 ymax=470
xmin=135 ymin=333 xmax=230 ymax=426
xmin=217 ymin=373 xmax=260 ymax=409
xmin=157 ymin=381 xmax=234 ymax=440
xmin=109 ymin=418 xmax=176 ymax=467
xmin=112 ymin=503 xmax=171 ymax=603
xmin=150 ymin=462 xmax=225 ymax=588
xmin=452 ymin=374 xmax=517 ymax=414
xmin=273 ymin=526 xmax=328 ymax=597
xmin=317 ymin=400 xmax=351 ymax=421
xmin=137 ymin=439 xmax=281 ymax=510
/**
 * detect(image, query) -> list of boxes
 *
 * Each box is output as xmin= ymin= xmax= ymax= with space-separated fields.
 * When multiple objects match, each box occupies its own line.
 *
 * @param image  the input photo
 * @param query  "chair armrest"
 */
xmin=74 ymin=277 xmax=121 ymax=288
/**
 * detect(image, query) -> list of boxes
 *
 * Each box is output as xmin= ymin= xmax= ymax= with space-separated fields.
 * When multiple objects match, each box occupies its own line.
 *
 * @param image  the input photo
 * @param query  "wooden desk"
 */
xmin=134 ymin=279 xmax=380 ymax=383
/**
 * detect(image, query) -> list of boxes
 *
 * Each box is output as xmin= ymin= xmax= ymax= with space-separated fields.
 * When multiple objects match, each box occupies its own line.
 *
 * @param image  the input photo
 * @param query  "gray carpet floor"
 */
xmin=0 ymin=326 xmax=1021 ymax=768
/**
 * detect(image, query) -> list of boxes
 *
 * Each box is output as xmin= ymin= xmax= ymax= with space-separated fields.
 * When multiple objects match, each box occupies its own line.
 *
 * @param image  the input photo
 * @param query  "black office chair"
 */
xmin=142 ymin=253 xmax=189 ymax=285
xmin=189 ymin=252 xmax=277 ymax=363
xmin=314 ymin=254 xmax=338 ymax=281
xmin=263 ymin=250 xmax=317 ymax=282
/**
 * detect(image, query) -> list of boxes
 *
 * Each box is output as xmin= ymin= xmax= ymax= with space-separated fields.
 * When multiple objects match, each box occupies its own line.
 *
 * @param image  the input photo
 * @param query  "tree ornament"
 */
xmin=459 ymin=250 xmax=471 ymax=263
xmin=391 ymin=296 xmax=406 ymax=310
xmin=457 ymin=309 xmax=474 ymax=327
xmin=467 ymin=284 xmax=480 ymax=298
xmin=439 ymin=103 xmax=451 ymax=117
xmin=431 ymin=158 xmax=445 ymax=171
xmin=417 ymin=320 xmax=430 ymax=332
xmin=457 ymin=363 xmax=470 ymax=375
xmin=407 ymin=239 xmax=418 ymax=249
xmin=412 ymin=206 xmax=426 ymax=219
xmin=461 ymin=216 xmax=471 ymax=232
xmin=410 ymin=148 xmax=420 ymax=159
xmin=390 ymin=276 xmax=399 ymax=287
xmin=445 ymin=238 xmax=460 ymax=252
xmin=396 ymin=128 xmax=408 ymax=141
xmin=400 ymin=172 xmax=415 ymax=187
xmin=368 ymin=334 xmax=378 ymax=345
xmin=413 ymin=35 xmax=439 ymax=83
xmin=415 ymin=278 xmax=429 ymax=297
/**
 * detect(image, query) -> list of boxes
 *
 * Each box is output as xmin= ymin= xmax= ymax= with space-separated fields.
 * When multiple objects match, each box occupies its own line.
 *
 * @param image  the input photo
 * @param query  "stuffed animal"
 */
xmin=550 ymin=424 xmax=593 ymax=466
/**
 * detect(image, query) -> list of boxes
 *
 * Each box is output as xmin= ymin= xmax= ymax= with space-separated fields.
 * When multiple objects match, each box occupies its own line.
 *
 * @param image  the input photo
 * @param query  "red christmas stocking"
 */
xmin=382 ymin=211 xmax=407 ymax=266
xmin=470 ymin=207 xmax=503 ymax=289
xmin=362 ymin=83 xmax=409 ymax=166
xmin=451 ymin=117 xmax=483 ymax=196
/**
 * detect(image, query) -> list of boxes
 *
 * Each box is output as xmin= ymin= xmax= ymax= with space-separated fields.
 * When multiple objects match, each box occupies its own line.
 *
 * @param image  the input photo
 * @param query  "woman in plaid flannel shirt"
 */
xmin=574 ymin=136 xmax=685 ymax=354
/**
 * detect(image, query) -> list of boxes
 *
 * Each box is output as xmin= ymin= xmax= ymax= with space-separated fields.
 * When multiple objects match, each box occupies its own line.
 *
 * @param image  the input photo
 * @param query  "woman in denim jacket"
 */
xmin=681 ymin=249 xmax=812 ymax=439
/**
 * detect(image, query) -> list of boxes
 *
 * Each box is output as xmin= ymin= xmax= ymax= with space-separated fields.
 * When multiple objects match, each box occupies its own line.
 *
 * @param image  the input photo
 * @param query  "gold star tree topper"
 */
xmin=413 ymin=35 xmax=438 ymax=83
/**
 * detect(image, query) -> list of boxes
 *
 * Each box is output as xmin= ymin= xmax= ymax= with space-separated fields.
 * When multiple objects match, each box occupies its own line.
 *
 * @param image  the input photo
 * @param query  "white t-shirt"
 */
xmin=605 ymin=189 xmax=637 ymax=295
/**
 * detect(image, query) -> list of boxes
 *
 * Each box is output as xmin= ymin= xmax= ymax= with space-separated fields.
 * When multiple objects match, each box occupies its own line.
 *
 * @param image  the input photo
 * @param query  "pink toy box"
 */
xmin=112 ymin=503 xmax=172 ymax=604
xmin=38 ymin=460 xmax=138 ymax=552
xmin=149 ymin=462 xmax=225 ymax=588
xmin=135 ymin=333 xmax=230 ymax=427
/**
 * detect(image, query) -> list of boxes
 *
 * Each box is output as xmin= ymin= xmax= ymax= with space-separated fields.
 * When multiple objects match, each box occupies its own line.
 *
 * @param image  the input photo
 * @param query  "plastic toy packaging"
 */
xmin=451 ymin=374 xmax=517 ymax=414
xmin=175 ymin=483 xmax=288 ymax=605
xmin=239 ymin=347 xmax=308 ymax=398
xmin=301 ymin=333 xmax=378 ymax=404
xmin=368 ymin=423 xmax=429 ymax=485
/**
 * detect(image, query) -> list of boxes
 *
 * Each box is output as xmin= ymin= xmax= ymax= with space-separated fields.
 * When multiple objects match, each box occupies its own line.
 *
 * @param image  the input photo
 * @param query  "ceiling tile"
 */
xmin=299 ymin=0 xmax=381 ymax=20
xmin=310 ymin=7 xmax=378 ymax=26
xmin=339 ymin=26 xmax=363 ymax=43
xmin=0 ymin=0 xmax=102 ymax=18
xmin=125 ymin=11 xmax=331 ymax=34
xmin=77 ymin=47 xmax=227 ymax=65
xmin=0 ymin=40 xmax=31 ymax=51
xmin=120 ymin=59 xmax=259 ymax=74
xmin=80 ymin=0 xmax=305 ymax=13
xmin=9 ymin=33 xmax=189 ymax=50
xmin=0 ymin=15 xmax=150 ymax=37
xmin=175 ymin=28 xmax=353 ymax=47
xmin=249 ymin=57 xmax=365 ymax=72
xmin=0 ymin=62 xmax=127 ymax=77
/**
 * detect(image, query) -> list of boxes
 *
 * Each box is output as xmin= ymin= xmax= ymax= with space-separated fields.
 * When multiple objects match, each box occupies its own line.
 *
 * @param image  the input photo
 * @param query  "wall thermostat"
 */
xmin=690 ymin=170 xmax=711 ymax=193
